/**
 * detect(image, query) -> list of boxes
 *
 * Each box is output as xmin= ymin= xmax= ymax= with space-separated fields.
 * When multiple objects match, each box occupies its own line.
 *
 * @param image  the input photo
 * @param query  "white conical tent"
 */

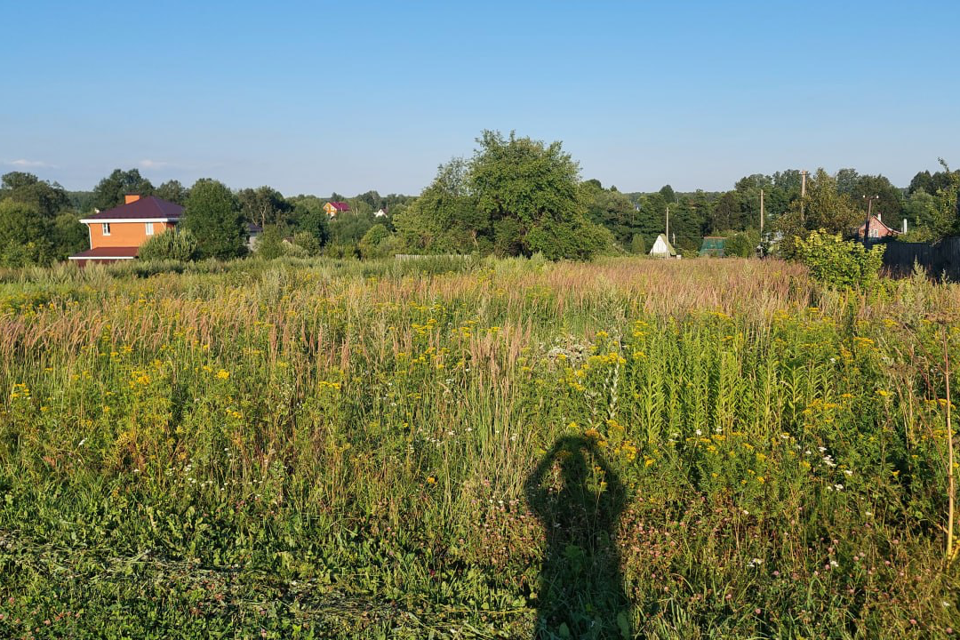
xmin=649 ymin=234 xmax=677 ymax=257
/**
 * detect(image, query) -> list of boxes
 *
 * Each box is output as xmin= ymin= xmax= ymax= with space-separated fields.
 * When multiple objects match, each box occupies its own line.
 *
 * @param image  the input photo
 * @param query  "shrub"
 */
xmin=358 ymin=224 xmax=392 ymax=259
xmin=723 ymin=229 xmax=760 ymax=257
xmin=525 ymin=217 xmax=612 ymax=261
xmin=795 ymin=229 xmax=885 ymax=289
xmin=138 ymin=228 xmax=199 ymax=262
xmin=255 ymin=225 xmax=286 ymax=260
xmin=292 ymin=231 xmax=321 ymax=256
xmin=325 ymin=243 xmax=358 ymax=259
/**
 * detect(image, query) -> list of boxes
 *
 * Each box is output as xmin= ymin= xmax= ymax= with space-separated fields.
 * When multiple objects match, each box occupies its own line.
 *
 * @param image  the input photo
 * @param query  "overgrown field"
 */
xmin=1 ymin=256 xmax=958 ymax=639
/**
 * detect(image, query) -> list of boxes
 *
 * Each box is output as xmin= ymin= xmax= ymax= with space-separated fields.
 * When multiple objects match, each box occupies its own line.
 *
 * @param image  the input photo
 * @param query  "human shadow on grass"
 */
xmin=525 ymin=436 xmax=632 ymax=639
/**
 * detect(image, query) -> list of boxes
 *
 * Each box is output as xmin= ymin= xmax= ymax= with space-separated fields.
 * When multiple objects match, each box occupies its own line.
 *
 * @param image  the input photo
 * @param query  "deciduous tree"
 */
xmin=239 ymin=186 xmax=291 ymax=228
xmin=155 ymin=180 xmax=189 ymax=205
xmin=0 ymin=199 xmax=52 ymax=266
xmin=775 ymin=169 xmax=860 ymax=258
xmin=0 ymin=172 xmax=70 ymax=218
xmin=92 ymin=169 xmax=154 ymax=210
xmin=182 ymin=179 xmax=247 ymax=259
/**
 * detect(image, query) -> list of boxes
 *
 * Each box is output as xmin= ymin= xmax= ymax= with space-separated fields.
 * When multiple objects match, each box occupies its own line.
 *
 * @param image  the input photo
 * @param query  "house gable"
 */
xmin=649 ymin=234 xmax=678 ymax=257
xmin=857 ymin=214 xmax=899 ymax=240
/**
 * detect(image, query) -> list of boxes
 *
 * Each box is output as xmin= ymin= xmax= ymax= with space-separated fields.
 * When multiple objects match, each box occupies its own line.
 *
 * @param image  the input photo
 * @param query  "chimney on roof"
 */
xmin=876 ymin=212 xmax=882 ymax=222
xmin=125 ymin=194 xmax=141 ymax=205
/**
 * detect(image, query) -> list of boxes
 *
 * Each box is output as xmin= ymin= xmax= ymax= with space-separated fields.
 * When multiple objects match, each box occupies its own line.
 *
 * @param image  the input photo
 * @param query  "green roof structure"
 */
xmin=699 ymin=236 xmax=726 ymax=257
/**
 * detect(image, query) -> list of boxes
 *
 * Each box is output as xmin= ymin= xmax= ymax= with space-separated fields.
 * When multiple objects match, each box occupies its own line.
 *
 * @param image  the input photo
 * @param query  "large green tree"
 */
xmin=631 ymin=192 xmax=670 ymax=249
xmin=709 ymin=191 xmax=743 ymax=232
xmin=658 ymin=184 xmax=677 ymax=204
xmin=182 ymin=179 xmax=247 ymax=259
xmin=470 ymin=132 xmax=576 ymax=229
xmin=470 ymin=130 xmax=609 ymax=259
xmin=1 ymin=172 xmax=84 ymax=259
xmin=908 ymin=163 xmax=959 ymax=197
xmin=328 ymin=210 xmax=377 ymax=250
xmin=903 ymin=160 xmax=959 ymax=238
xmin=238 ymin=186 xmax=291 ymax=228
xmin=580 ymin=180 xmax=638 ymax=247
xmin=397 ymin=131 xmax=610 ymax=260
xmin=774 ymin=168 xmax=860 ymax=257
xmin=92 ymin=169 xmax=155 ymax=210
xmin=0 ymin=199 xmax=52 ymax=267
xmin=155 ymin=180 xmax=189 ymax=205
xmin=394 ymin=132 xmax=610 ymax=259
xmin=289 ymin=196 xmax=330 ymax=246
xmin=51 ymin=212 xmax=88 ymax=259
xmin=394 ymin=158 xmax=488 ymax=253
xmin=933 ymin=161 xmax=960 ymax=236
xmin=847 ymin=173 xmax=904 ymax=229
xmin=0 ymin=172 xmax=70 ymax=218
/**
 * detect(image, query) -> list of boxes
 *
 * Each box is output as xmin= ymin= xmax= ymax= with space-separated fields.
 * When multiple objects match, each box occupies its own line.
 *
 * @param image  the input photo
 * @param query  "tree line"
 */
xmin=0 ymin=168 xmax=416 ymax=266
xmin=1 ymin=132 xmax=958 ymax=266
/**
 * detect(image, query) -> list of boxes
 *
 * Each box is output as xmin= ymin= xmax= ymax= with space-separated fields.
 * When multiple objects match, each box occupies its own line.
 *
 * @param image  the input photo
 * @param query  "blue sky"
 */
xmin=2 ymin=1 xmax=958 ymax=195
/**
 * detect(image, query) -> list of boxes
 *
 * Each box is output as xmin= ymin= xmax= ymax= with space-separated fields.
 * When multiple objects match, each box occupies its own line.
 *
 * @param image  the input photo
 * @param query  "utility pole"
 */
xmin=862 ymin=195 xmax=879 ymax=246
xmin=665 ymin=205 xmax=670 ymax=240
xmin=760 ymin=189 xmax=765 ymax=235
xmin=800 ymin=170 xmax=808 ymax=222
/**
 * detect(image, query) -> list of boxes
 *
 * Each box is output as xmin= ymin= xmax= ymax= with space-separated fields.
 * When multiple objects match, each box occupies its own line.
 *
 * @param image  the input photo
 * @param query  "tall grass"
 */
xmin=0 ymin=257 xmax=957 ymax=638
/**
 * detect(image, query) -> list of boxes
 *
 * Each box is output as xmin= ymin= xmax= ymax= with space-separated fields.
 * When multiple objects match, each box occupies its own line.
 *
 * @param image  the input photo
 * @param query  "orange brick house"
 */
xmin=70 ymin=195 xmax=184 ymax=264
xmin=323 ymin=201 xmax=350 ymax=217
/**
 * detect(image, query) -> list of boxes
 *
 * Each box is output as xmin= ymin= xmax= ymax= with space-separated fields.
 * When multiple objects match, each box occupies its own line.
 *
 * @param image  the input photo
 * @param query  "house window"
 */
xmin=145 ymin=222 xmax=155 ymax=235
xmin=102 ymin=223 xmax=111 ymax=236
xmin=870 ymin=229 xmax=879 ymax=238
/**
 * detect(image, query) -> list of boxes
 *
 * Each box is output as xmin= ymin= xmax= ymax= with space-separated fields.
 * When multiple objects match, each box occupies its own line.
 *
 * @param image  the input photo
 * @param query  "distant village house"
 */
xmin=323 ymin=201 xmax=351 ymax=217
xmin=70 ymin=195 xmax=183 ymax=265
xmin=856 ymin=213 xmax=899 ymax=240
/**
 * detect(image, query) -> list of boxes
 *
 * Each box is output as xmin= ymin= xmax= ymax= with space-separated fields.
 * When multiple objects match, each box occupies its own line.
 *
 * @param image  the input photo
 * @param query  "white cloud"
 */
xmin=138 ymin=159 xmax=170 ymax=169
xmin=4 ymin=159 xmax=55 ymax=168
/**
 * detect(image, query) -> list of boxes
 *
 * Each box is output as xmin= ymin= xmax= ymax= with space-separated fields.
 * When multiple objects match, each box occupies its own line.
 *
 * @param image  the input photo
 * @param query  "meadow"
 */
xmin=0 ymin=255 xmax=958 ymax=639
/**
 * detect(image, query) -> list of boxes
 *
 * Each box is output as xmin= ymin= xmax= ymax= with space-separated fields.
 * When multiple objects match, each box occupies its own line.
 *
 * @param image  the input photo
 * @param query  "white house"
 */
xmin=649 ymin=234 xmax=679 ymax=258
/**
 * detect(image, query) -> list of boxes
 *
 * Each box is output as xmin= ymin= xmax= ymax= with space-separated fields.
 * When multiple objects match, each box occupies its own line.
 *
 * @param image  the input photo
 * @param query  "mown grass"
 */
xmin=0 ymin=256 xmax=958 ymax=638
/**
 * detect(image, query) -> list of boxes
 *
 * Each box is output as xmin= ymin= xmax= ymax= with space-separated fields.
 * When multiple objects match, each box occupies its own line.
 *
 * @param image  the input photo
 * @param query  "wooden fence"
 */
xmin=878 ymin=237 xmax=960 ymax=280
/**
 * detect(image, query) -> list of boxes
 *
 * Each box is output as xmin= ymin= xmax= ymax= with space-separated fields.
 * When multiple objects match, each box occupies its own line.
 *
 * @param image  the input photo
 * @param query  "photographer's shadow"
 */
xmin=525 ymin=436 xmax=632 ymax=639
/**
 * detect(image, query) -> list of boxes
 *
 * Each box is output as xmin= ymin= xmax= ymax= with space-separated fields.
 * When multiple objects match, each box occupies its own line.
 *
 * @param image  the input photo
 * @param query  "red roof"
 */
xmin=69 ymin=246 xmax=139 ymax=260
xmin=328 ymin=201 xmax=351 ymax=211
xmin=83 ymin=196 xmax=184 ymax=221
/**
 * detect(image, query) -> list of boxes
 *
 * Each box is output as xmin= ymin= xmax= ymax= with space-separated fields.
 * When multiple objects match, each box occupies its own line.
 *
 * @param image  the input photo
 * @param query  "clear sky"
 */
xmin=2 ymin=1 xmax=959 ymax=196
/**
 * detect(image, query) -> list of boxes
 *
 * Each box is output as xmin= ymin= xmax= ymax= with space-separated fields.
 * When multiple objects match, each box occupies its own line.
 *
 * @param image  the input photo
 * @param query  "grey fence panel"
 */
xmin=880 ymin=237 xmax=960 ymax=280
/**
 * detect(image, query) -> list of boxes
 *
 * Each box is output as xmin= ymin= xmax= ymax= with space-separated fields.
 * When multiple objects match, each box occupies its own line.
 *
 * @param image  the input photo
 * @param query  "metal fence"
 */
xmin=879 ymin=237 xmax=960 ymax=280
